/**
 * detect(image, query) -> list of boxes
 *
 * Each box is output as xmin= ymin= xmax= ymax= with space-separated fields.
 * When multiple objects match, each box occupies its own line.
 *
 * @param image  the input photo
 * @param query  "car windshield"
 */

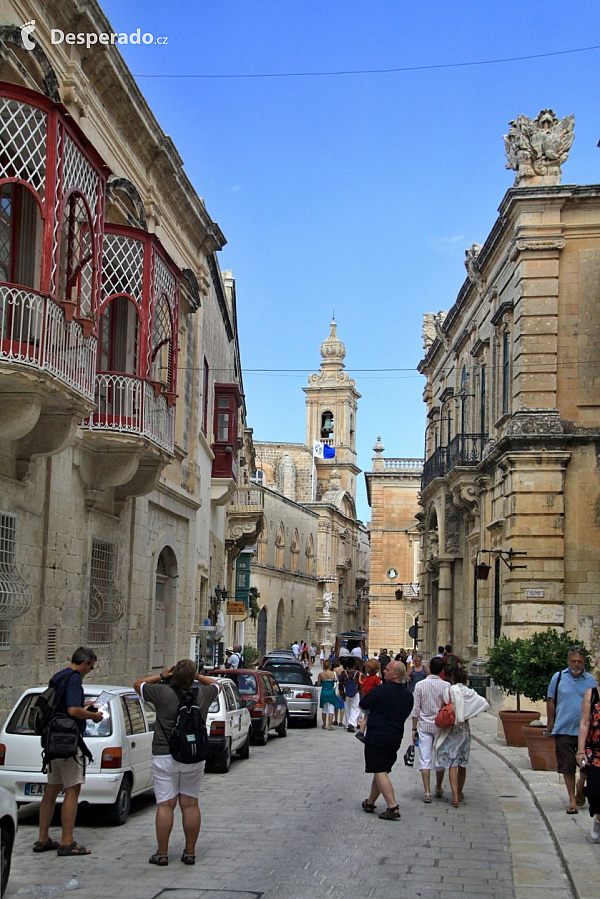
xmin=5 ymin=692 xmax=113 ymax=738
xmin=266 ymin=667 xmax=313 ymax=685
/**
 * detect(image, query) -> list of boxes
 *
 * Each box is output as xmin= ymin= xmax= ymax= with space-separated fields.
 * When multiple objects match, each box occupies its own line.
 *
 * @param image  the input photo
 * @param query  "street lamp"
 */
xmin=474 ymin=548 xmax=527 ymax=581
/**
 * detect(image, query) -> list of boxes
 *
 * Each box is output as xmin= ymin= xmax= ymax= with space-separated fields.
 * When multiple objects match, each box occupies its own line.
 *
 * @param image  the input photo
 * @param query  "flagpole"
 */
xmin=311 ymin=437 xmax=316 ymax=502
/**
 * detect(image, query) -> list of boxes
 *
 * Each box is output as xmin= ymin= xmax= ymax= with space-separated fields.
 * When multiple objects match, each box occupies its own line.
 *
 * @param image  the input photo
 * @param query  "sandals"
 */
xmin=423 ymin=793 xmax=432 ymax=803
xmin=149 ymin=853 xmax=169 ymax=866
xmin=566 ymin=806 xmax=578 ymax=815
xmin=379 ymin=805 xmax=401 ymax=820
xmin=435 ymin=787 xmax=445 ymax=799
xmin=355 ymin=731 xmax=365 ymax=741
xmin=361 ymin=799 xmax=376 ymax=813
xmin=181 ymin=852 xmax=195 ymax=865
xmin=33 ymin=839 xmax=59 ymax=853
xmin=57 ymin=842 xmax=91 ymax=856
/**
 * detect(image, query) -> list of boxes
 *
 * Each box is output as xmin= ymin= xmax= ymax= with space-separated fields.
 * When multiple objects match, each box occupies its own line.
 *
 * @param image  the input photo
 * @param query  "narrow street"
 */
xmin=8 ymin=712 xmax=571 ymax=899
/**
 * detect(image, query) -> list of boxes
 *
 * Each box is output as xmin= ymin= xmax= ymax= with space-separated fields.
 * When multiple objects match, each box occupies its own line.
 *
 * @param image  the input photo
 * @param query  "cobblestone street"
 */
xmin=8 ymin=713 xmax=572 ymax=899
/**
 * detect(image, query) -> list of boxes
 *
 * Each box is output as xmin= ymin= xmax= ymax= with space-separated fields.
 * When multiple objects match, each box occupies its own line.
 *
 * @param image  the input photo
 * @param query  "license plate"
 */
xmin=25 ymin=783 xmax=46 ymax=796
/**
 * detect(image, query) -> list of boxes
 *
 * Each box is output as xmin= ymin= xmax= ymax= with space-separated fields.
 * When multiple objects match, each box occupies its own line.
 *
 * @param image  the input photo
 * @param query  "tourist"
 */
xmin=407 ymin=655 xmax=428 ymax=693
xmin=411 ymin=656 xmax=447 ymax=802
xmin=577 ymin=663 xmax=600 ymax=841
xmin=317 ymin=661 xmax=337 ymax=730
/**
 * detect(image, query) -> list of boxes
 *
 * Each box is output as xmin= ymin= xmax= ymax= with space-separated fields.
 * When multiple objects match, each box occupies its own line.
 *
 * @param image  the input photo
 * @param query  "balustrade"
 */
xmin=421 ymin=433 xmax=487 ymax=490
xmin=81 ymin=373 xmax=174 ymax=453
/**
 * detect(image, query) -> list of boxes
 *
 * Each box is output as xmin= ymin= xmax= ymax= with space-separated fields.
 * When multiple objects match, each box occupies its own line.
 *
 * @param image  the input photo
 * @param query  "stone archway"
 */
xmin=275 ymin=598 xmax=285 ymax=648
xmin=153 ymin=546 xmax=177 ymax=669
xmin=257 ymin=606 xmax=267 ymax=657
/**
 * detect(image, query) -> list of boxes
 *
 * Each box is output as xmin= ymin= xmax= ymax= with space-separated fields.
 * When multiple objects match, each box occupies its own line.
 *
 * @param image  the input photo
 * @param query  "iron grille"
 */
xmin=88 ymin=538 xmax=125 ymax=644
xmin=62 ymin=134 xmax=99 ymax=224
xmin=101 ymin=234 xmax=144 ymax=304
xmin=151 ymin=295 xmax=172 ymax=386
xmin=0 ymin=511 xmax=33 ymax=620
xmin=58 ymin=193 xmax=93 ymax=312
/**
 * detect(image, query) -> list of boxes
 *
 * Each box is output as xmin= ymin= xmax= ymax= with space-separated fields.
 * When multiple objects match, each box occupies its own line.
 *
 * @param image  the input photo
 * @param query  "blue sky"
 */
xmin=99 ymin=0 xmax=600 ymax=521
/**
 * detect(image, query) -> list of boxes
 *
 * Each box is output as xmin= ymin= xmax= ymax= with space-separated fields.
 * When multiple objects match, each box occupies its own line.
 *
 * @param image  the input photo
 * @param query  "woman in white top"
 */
xmin=434 ymin=667 xmax=489 ymax=807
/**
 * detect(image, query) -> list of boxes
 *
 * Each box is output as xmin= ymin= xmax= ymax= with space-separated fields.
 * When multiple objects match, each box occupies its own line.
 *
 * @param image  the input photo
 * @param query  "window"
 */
xmin=251 ymin=469 xmax=265 ymax=486
xmin=58 ymin=192 xmax=94 ymax=314
xmin=502 ymin=331 xmax=510 ymax=416
xmin=151 ymin=295 xmax=173 ymax=389
xmin=494 ymin=556 xmax=502 ymax=641
xmin=99 ymin=296 xmax=139 ymax=374
xmin=0 ymin=182 xmax=42 ymax=289
xmin=305 ymin=534 xmax=314 ymax=575
xmin=202 ymin=358 xmax=209 ymax=435
xmin=0 ymin=511 xmax=33 ymax=643
xmin=121 ymin=694 xmax=147 ymax=735
xmin=290 ymin=529 xmax=299 ymax=573
xmin=460 ymin=365 xmax=468 ymax=434
xmin=88 ymin=538 xmax=124 ymax=644
xmin=275 ymin=523 xmax=285 ymax=569
xmin=480 ymin=364 xmax=487 ymax=434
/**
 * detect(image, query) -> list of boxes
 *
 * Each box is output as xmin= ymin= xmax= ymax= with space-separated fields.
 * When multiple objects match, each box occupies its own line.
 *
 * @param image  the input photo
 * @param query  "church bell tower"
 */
xmin=304 ymin=321 xmax=361 ymax=502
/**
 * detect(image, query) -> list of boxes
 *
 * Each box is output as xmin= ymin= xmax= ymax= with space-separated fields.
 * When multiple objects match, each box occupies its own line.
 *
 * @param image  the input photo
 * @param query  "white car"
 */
xmin=204 ymin=677 xmax=252 ymax=773
xmin=0 ymin=684 xmax=156 ymax=825
xmin=0 ymin=784 xmax=17 ymax=897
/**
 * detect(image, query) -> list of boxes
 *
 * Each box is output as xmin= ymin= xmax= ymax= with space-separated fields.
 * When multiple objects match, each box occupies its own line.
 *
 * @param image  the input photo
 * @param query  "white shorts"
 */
xmin=151 ymin=755 xmax=205 ymax=804
xmin=321 ymin=703 xmax=336 ymax=715
xmin=417 ymin=731 xmax=443 ymax=772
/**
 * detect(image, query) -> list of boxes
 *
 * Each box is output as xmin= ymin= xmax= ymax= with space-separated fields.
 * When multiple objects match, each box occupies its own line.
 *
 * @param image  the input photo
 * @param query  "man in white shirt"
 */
xmin=350 ymin=646 xmax=363 ymax=660
xmin=411 ymin=656 xmax=447 ymax=803
xmin=227 ymin=645 xmax=242 ymax=669
xmin=291 ymin=641 xmax=300 ymax=659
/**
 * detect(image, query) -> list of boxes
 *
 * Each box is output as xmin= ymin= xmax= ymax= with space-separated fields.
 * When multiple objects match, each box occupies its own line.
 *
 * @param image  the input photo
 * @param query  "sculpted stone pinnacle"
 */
xmin=504 ymin=109 xmax=575 ymax=187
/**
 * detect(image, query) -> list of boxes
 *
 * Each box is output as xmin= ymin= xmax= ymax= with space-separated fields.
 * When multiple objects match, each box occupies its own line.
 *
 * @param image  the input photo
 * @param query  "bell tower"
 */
xmin=304 ymin=321 xmax=361 ymax=502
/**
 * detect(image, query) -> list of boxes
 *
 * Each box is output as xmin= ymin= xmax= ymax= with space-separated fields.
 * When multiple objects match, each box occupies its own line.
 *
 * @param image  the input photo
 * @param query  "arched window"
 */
xmin=153 ymin=547 xmax=177 ymax=669
xmin=276 ymin=598 xmax=285 ymax=648
xmin=99 ymin=295 xmax=139 ymax=374
xmin=251 ymin=469 xmax=265 ymax=486
xmin=460 ymin=364 xmax=469 ymax=434
xmin=58 ymin=191 xmax=94 ymax=314
xmin=305 ymin=533 xmax=314 ymax=575
xmin=321 ymin=410 xmax=334 ymax=439
xmin=151 ymin=294 xmax=173 ymax=390
xmin=502 ymin=331 xmax=510 ymax=415
xmin=290 ymin=529 xmax=299 ymax=572
xmin=0 ymin=182 xmax=43 ymax=289
xmin=275 ymin=522 xmax=285 ymax=569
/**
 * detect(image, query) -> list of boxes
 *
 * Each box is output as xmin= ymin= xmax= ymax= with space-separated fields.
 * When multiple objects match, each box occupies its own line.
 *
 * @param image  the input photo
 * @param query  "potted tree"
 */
xmin=515 ymin=628 xmax=589 ymax=770
xmin=487 ymin=635 xmax=541 ymax=746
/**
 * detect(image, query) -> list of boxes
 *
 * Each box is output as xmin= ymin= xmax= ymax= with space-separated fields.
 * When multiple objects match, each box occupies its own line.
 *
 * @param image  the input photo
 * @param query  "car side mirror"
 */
xmin=244 ymin=699 xmax=256 ymax=711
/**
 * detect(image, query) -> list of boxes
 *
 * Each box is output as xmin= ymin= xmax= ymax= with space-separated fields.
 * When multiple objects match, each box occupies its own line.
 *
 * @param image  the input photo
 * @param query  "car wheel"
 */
xmin=275 ymin=715 xmax=288 ymax=738
xmin=214 ymin=738 xmax=232 ymax=773
xmin=1 ymin=823 xmax=13 ymax=898
xmin=237 ymin=730 xmax=251 ymax=759
xmin=256 ymin=721 xmax=269 ymax=745
xmin=106 ymin=776 xmax=132 ymax=826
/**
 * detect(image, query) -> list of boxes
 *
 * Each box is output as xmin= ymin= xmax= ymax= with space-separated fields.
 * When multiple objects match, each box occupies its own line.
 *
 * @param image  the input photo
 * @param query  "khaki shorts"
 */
xmin=554 ymin=734 xmax=578 ymax=776
xmin=47 ymin=748 xmax=86 ymax=789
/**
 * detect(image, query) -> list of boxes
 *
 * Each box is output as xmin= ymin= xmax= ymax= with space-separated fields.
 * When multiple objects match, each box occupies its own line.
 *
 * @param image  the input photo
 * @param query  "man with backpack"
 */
xmin=134 ymin=658 xmax=222 ymax=866
xmin=34 ymin=646 xmax=103 ymax=857
xmin=442 ymin=644 xmax=461 ymax=681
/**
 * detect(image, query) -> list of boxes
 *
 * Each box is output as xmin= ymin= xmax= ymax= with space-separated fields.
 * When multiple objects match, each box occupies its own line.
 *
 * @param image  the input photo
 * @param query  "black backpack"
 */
xmin=28 ymin=671 xmax=74 ymax=735
xmin=167 ymin=687 xmax=210 ymax=764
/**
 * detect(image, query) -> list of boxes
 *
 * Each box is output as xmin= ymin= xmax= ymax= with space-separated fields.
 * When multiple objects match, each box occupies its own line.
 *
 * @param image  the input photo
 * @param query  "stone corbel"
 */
xmin=16 ymin=413 xmax=80 ymax=480
xmin=114 ymin=459 xmax=166 ymax=514
xmin=450 ymin=481 xmax=481 ymax=520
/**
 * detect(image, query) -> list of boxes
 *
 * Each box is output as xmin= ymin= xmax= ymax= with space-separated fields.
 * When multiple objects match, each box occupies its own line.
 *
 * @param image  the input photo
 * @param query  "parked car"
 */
xmin=0 ymin=684 xmax=156 ymax=825
xmin=258 ymin=651 xmax=299 ymax=668
xmin=0 ymin=785 xmax=17 ymax=897
xmin=263 ymin=664 xmax=318 ymax=726
xmin=210 ymin=669 xmax=288 ymax=742
xmin=204 ymin=677 xmax=252 ymax=773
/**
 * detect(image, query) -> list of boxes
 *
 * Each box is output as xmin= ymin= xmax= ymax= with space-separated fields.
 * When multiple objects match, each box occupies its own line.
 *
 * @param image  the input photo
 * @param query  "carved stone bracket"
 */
xmin=444 ymin=494 xmax=461 ymax=555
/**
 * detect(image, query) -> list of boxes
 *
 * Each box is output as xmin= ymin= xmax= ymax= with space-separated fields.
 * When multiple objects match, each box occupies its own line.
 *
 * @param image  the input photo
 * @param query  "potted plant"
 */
xmin=61 ymin=296 xmax=78 ymax=322
xmin=487 ymin=635 xmax=541 ymax=746
xmin=76 ymin=311 xmax=96 ymax=339
xmin=515 ymin=628 xmax=589 ymax=770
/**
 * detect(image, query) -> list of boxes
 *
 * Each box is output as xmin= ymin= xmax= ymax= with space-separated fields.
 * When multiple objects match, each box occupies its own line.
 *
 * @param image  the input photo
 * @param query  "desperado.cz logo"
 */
xmin=20 ymin=20 xmax=167 ymax=51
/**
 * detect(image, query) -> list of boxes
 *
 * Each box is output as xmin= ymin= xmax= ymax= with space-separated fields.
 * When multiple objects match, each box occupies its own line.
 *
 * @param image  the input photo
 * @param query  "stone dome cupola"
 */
xmin=320 ymin=320 xmax=346 ymax=367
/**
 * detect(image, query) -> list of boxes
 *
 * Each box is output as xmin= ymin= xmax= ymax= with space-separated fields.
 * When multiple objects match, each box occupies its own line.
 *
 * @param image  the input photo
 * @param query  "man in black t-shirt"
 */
xmin=359 ymin=660 xmax=413 ymax=820
xmin=34 ymin=647 xmax=103 ymax=857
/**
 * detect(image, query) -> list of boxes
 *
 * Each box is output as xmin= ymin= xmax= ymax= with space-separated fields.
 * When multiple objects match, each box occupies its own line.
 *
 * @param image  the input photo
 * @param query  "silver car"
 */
xmin=266 ymin=664 xmax=318 ymax=726
xmin=0 ymin=784 xmax=17 ymax=897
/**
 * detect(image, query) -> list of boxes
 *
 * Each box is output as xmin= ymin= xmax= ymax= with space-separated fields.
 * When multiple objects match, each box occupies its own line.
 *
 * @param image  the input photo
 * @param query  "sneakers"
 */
xmin=591 ymin=816 xmax=600 ymax=842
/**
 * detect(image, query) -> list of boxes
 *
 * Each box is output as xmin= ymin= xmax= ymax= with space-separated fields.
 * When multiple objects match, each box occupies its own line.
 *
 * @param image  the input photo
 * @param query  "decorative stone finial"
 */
xmin=504 ymin=109 xmax=575 ymax=187
xmin=329 ymin=467 xmax=342 ymax=486
xmin=373 ymin=436 xmax=385 ymax=455
xmin=372 ymin=436 xmax=385 ymax=471
xmin=320 ymin=320 xmax=346 ymax=364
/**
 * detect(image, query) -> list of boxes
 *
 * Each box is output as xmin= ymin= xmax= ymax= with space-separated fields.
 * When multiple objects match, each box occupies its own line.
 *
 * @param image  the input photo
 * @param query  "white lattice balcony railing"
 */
xmin=229 ymin=488 xmax=265 ymax=512
xmin=0 ymin=284 xmax=96 ymax=400
xmin=383 ymin=458 xmax=424 ymax=470
xmin=81 ymin=373 xmax=175 ymax=454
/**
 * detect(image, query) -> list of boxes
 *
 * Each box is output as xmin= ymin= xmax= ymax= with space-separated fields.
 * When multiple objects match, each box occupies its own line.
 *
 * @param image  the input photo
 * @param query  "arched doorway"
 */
xmin=153 ymin=547 xmax=177 ymax=668
xmin=276 ymin=598 xmax=285 ymax=648
xmin=257 ymin=606 xmax=267 ymax=657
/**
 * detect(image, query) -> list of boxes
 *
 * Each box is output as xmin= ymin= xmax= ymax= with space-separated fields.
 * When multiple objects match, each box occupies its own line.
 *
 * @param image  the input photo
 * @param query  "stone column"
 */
xmin=436 ymin=559 xmax=453 ymax=647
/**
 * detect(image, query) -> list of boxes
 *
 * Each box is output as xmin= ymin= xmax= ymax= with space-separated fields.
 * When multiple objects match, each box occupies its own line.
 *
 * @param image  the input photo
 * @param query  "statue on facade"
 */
xmin=322 ymin=590 xmax=333 ymax=618
xmin=504 ymin=109 xmax=574 ymax=187
xmin=422 ymin=311 xmax=448 ymax=351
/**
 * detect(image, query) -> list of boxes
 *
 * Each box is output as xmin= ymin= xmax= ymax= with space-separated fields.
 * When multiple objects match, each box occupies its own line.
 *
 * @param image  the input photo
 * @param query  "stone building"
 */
xmin=418 ymin=109 xmax=600 ymax=662
xmin=365 ymin=438 xmax=422 ymax=656
xmin=249 ymin=322 xmax=369 ymax=652
xmin=0 ymin=0 xmax=252 ymax=718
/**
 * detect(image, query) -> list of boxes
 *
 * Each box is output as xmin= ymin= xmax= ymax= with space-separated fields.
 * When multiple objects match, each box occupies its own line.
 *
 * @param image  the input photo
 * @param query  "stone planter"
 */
xmin=522 ymin=724 xmax=558 ymax=770
xmin=498 ymin=709 xmax=541 ymax=746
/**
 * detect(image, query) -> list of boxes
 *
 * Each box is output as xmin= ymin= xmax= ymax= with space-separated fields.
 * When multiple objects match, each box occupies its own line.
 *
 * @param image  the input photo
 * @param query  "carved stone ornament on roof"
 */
xmin=464 ymin=243 xmax=484 ymax=292
xmin=504 ymin=109 xmax=575 ymax=187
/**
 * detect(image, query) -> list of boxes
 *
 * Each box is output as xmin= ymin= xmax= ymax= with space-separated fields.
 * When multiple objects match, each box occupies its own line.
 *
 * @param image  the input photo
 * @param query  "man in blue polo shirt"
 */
xmin=546 ymin=646 xmax=595 ymax=814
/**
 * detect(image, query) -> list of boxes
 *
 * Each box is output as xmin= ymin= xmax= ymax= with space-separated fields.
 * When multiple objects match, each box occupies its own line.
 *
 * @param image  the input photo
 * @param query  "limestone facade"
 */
xmin=249 ymin=323 xmax=369 ymax=653
xmin=418 ymin=111 xmax=600 ymax=663
xmin=364 ymin=439 xmax=422 ymax=656
xmin=0 ymin=0 xmax=250 ymax=719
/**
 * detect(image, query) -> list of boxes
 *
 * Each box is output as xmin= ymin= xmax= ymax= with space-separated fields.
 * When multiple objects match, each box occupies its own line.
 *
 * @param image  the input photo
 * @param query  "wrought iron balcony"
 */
xmin=0 ymin=284 xmax=96 ymax=400
xmin=81 ymin=373 xmax=175 ymax=454
xmin=421 ymin=433 xmax=487 ymax=490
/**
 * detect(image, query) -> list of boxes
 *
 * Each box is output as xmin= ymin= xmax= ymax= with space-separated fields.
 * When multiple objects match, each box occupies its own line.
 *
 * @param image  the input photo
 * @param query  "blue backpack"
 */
xmin=343 ymin=671 xmax=358 ymax=698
